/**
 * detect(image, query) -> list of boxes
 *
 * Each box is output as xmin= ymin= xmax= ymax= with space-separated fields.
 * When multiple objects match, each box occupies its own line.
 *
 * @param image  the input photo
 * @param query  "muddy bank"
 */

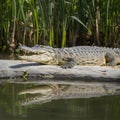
xmin=0 ymin=60 xmax=120 ymax=83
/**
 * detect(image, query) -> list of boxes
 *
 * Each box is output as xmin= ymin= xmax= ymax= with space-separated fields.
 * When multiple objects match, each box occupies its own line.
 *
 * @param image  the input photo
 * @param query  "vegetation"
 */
xmin=0 ymin=0 xmax=120 ymax=52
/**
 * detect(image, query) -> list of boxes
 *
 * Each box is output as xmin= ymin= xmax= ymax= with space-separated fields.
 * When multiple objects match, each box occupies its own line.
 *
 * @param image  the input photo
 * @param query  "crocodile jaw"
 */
xmin=19 ymin=54 xmax=57 ymax=65
xmin=18 ymin=44 xmax=58 ymax=64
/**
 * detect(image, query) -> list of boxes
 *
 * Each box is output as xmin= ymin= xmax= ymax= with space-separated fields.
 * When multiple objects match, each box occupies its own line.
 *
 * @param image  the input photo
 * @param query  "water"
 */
xmin=0 ymin=82 xmax=120 ymax=120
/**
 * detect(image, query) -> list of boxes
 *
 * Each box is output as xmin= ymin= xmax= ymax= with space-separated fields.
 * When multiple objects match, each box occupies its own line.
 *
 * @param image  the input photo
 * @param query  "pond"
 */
xmin=0 ymin=82 xmax=120 ymax=120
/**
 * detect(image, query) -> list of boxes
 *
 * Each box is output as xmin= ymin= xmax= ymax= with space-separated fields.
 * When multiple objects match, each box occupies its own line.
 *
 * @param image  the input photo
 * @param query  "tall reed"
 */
xmin=0 ymin=0 xmax=120 ymax=51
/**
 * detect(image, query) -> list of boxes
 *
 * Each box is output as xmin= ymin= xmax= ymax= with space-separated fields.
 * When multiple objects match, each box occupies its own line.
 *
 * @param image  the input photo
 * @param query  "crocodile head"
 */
xmin=18 ymin=85 xmax=58 ymax=106
xmin=18 ymin=44 xmax=58 ymax=65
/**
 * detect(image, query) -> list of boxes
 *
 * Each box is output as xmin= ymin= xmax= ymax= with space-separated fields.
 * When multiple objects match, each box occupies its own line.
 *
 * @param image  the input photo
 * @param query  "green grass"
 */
xmin=0 ymin=0 xmax=120 ymax=52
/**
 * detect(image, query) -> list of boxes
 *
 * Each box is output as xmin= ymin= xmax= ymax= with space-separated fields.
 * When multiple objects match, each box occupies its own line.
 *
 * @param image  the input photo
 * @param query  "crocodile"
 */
xmin=18 ymin=83 xmax=120 ymax=106
xmin=18 ymin=44 xmax=120 ymax=68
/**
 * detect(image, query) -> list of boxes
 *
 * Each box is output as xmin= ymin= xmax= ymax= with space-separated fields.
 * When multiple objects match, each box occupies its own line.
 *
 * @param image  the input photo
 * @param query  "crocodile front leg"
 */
xmin=61 ymin=58 xmax=77 ymax=69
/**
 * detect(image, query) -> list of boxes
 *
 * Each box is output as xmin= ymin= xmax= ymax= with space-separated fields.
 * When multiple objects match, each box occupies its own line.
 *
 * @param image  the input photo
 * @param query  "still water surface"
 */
xmin=0 ymin=82 xmax=120 ymax=120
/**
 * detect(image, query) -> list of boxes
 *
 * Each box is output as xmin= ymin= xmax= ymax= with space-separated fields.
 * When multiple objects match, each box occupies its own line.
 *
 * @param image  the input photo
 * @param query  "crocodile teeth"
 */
xmin=34 ymin=97 xmax=38 ymax=100
xmin=26 ymin=51 xmax=30 ymax=54
xmin=37 ymin=52 xmax=40 ymax=54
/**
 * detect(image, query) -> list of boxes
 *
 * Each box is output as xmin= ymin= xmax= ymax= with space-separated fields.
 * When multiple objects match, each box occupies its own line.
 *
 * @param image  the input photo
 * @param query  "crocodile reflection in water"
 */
xmin=18 ymin=83 xmax=120 ymax=106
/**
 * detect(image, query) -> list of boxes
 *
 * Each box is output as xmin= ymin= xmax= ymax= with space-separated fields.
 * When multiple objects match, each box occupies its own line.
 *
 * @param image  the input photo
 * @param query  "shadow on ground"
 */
xmin=10 ymin=63 xmax=40 ymax=69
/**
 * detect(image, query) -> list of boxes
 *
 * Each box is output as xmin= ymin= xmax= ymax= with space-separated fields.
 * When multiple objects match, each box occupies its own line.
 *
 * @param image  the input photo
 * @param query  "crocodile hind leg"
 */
xmin=105 ymin=52 xmax=116 ymax=66
xmin=61 ymin=58 xmax=76 ymax=69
